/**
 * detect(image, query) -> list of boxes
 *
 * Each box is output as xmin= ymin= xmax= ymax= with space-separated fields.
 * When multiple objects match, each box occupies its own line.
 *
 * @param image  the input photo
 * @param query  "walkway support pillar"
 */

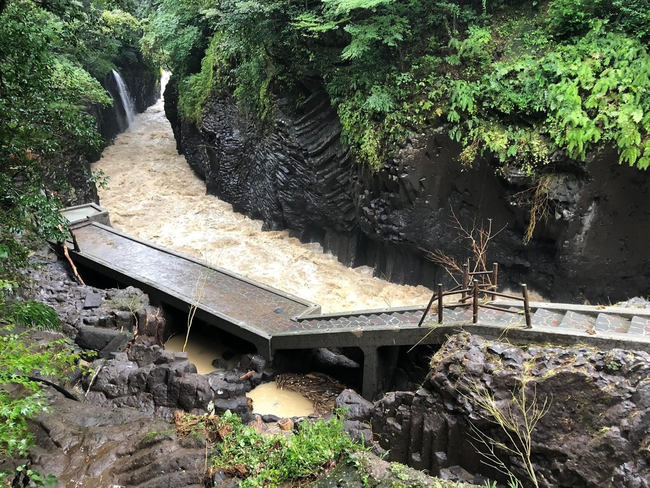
xmin=360 ymin=345 xmax=399 ymax=401
xmin=361 ymin=346 xmax=378 ymax=400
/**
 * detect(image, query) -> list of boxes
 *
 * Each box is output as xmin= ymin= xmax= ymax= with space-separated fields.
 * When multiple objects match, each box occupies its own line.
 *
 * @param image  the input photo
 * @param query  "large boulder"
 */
xmin=370 ymin=333 xmax=650 ymax=487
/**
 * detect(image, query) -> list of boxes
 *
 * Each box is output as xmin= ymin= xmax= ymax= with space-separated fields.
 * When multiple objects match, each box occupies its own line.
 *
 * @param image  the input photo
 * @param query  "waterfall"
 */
xmin=112 ymin=70 xmax=136 ymax=129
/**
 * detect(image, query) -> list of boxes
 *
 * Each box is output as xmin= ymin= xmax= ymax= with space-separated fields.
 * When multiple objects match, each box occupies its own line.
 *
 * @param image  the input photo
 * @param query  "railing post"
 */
xmin=72 ymin=233 xmax=80 ymax=252
xmin=522 ymin=283 xmax=531 ymax=328
xmin=462 ymin=263 xmax=469 ymax=300
xmin=417 ymin=290 xmax=437 ymax=327
xmin=473 ymin=279 xmax=479 ymax=324
xmin=491 ymin=263 xmax=498 ymax=300
xmin=437 ymin=283 xmax=443 ymax=324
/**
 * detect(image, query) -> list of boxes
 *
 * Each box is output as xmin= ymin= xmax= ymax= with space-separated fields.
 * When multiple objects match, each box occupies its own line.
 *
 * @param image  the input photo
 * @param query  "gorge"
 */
xmin=3 ymin=0 xmax=650 ymax=486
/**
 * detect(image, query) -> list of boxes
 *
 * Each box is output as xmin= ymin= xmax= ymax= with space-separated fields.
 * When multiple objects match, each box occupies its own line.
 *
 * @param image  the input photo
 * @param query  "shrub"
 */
xmin=7 ymin=301 xmax=61 ymax=331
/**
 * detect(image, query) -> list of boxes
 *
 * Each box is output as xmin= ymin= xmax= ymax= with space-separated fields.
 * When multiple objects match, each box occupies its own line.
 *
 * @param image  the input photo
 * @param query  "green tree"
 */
xmin=147 ymin=0 xmax=650 ymax=174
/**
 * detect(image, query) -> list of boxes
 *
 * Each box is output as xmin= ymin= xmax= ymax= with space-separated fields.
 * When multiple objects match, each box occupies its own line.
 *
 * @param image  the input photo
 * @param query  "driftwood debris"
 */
xmin=62 ymin=243 xmax=85 ymax=286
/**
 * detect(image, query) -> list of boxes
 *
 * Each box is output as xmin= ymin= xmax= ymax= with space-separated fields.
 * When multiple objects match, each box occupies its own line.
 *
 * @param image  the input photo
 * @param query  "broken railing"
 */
xmin=417 ymin=262 xmax=532 ymax=328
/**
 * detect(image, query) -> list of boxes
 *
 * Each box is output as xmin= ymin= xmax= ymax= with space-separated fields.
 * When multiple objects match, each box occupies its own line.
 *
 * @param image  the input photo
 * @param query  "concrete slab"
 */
xmin=69 ymin=221 xmax=319 ymax=357
xmin=595 ymin=313 xmax=631 ymax=334
xmin=61 ymin=203 xmax=111 ymax=226
xmin=532 ymin=308 xmax=565 ymax=328
xmin=629 ymin=316 xmax=650 ymax=335
xmin=560 ymin=311 xmax=596 ymax=331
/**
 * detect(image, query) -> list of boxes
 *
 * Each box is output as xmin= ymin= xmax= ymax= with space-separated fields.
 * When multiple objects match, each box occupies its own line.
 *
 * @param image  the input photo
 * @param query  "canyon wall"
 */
xmin=59 ymin=65 xmax=160 ymax=207
xmin=365 ymin=333 xmax=650 ymax=488
xmin=164 ymin=80 xmax=650 ymax=302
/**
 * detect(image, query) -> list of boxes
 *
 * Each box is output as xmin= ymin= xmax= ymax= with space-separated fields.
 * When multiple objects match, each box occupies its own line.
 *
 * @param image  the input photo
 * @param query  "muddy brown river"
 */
xmin=93 ymin=74 xmax=432 ymax=416
xmin=93 ymin=74 xmax=432 ymax=313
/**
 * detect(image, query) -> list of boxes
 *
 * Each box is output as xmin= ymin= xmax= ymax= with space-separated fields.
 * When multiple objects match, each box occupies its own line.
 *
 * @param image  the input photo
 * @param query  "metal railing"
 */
xmin=417 ymin=263 xmax=531 ymax=328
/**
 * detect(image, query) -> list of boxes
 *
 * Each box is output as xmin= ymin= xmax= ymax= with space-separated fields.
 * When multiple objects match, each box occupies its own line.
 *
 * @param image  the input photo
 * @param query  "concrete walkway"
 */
xmin=64 ymin=207 xmax=650 ymax=399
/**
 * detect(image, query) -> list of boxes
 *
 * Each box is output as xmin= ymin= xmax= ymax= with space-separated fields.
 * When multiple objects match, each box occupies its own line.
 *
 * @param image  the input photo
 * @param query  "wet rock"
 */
xmin=98 ymin=331 xmax=131 ymax=358
xmin=439 ymin=465 xmax=476 ymax=483
xmin=214 ymin=396 xmax=253 ymax=423
xmin=208 ymin=376 xmax=247 ymax=399
xmin=171 ymin=374 xmax=212 ymax=411
xmin=83 ymin=292 xmax=102 ymax=309
xmin=335 ymin=389 xmax=373 ymax=422
xmin=75 ymin=326 xmax=122 ymax=350
xmin=278 ymin=418 xmax=293 ymax=431
xmin=128 ymin=343 xmax=163 ymax=366
xmin=371 ymin=333 xmax=650 ymax=487
xmin=342 ymin=420 xmax=372 ymax=445
xmin=313 ymin=348 xmax=360 ymax=369
xmin=155 ymin=349 xmax=177 ymax=365
xmin=213 ymin=470 xmax=240 ymax=488
xmin=212 ymin=358 xmax=228 ymax=370
xmin=113 ymin=310 xmax=134 ymax=331
xmin=240 ymin=354 xmax=267 ymax=373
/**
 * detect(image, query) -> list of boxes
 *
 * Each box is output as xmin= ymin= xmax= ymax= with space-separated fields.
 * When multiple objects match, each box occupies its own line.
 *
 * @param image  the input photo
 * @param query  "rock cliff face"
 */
xmin=54 ymin=65 xmax=160 ymax=207
xmin=165 ymin=81 xmax=650 ymax=302
xmin=367 ymin=333 xmax=650 ymax=488
xmin=95 ymin=65 xmax=160 ymax=148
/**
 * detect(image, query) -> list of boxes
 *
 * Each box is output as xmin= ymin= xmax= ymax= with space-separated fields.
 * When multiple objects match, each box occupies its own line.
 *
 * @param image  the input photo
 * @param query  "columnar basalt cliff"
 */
xmin=164 ymin=80 xmax=650 ymax=302
xmin=364 ymin=333 xmax=650 ymax=488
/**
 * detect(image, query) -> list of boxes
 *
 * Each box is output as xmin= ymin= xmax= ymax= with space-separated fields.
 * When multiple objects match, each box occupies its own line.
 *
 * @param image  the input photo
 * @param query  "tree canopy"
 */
xmin=0 ymin=0 xmax=156 ymax=467
xmin=144 ymin=0 xmax=650 ymax=173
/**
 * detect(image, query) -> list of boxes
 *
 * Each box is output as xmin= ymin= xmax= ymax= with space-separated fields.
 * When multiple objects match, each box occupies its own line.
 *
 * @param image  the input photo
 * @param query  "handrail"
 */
xmin=417 ymin=264 xmax=531 ymax=328
xmin=488 ymin=290 xmax=526 ymax=301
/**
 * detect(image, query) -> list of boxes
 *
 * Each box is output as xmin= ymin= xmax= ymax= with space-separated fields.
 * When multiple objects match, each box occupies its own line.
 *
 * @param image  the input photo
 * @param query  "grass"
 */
xmin=6 ymin=300 xmax=61 ymax=331
xmin=174 ymin=410 xmax=360 ymax=487
xmin=463 ymin=378 xmax=551 ymax=488
xmin=141 ymin=429 xmax=175 ymax=444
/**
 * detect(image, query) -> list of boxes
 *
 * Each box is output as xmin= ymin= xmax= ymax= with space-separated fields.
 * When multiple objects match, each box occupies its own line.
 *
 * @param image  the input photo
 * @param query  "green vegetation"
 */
xmin=6 ymin=301 xmax=61 ymax=331
xmin=0 ymin=274 xmax=80 ymax=461
xmin=0 ymin=0 xmax=157 ymax=289
xmin=0 ymin=0 xmax=155 ymax=472
xmin=145 ymin=0 xmax=650 ymax=174
xmin=0 ymin=323 xmax=81 ymax=456
xmin=175 ymin=410 xmax=360 ymax=486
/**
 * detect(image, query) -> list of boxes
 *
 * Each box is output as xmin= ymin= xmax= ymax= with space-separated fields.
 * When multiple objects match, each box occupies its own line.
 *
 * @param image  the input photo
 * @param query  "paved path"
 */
xmin=65 ymin=212 xmax=650 ymax=399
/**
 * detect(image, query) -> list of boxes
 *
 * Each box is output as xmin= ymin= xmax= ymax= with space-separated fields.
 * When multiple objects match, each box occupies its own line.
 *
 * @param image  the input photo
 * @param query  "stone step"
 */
xmin=595 ymin=313 xmax=631 ymax=334
xmin=477 ymin=307 xmax=525 ymax=326
xmin=560 ymin=311 xmax=596 ymax=331
xmin=532 ymin=308 xmax=565 ymax=328
xmin=442 ymin=307 xmax=473 ymax=323
xmin=628 ymin=316 xmax=650 ymax=335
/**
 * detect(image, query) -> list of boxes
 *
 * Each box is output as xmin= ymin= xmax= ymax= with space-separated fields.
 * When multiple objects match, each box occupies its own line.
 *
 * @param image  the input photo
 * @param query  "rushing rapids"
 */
xmin=93 ymin=76 xmax=433 ymax=314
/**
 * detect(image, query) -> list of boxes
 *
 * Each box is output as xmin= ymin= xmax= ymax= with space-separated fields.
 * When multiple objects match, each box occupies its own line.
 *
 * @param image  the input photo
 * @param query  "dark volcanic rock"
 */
xmin=83 ymin=343 xmax=254 ymax=421
xmin=370 ymin=333 xmax=650 ymax=488
xmin=27 ymin=392 xmax=205 ymax=488
xmin=165 ymin=79 xmax=650 ymax=301
xmin=75 ymin=326 xmax=123 ymax=350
